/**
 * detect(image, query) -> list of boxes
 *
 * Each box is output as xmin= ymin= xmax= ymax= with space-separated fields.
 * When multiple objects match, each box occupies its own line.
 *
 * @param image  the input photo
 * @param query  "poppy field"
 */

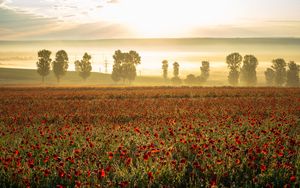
xmin=0 ymin=87 xmax=299 ymax=187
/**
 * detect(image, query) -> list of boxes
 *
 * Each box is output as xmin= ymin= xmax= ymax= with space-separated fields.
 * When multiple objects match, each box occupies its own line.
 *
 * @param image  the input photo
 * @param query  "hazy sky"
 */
xmin=0 ymin=0 xmax=300 ymax=40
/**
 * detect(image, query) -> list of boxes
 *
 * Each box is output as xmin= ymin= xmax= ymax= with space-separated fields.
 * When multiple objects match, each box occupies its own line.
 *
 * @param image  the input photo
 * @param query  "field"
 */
xmin=0 ymin=87 xmax=299 ymax=187
xmin=0 ymin=68 xmax=165 ymax=86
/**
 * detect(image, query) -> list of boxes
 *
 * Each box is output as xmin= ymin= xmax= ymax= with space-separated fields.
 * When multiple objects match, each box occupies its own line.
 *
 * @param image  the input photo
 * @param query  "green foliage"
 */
xmin=184 ymin=61 xmax=210 ymax=85
xmin=272 ymin=58 xmax=287 ymax=86
xmin=199 ymin=61 xmax=210 ymax=82
xmin=162 ymin=60 xmax=168 ymax=80
xmin=286 ymin=61 xmax=300 ymax=87
xmin=240 ymin=55 xmax=258 ymax=86
xmin=173 ymin=62 xmax=179 ymax=78
xmin=52 ymin=50 xmax=69 ymax=83
xmin=228 ymin=69 xmax=239 ymax=86
xmin=171 ymin=62 xmax=181 ymax=85
xmin=74 ymin=53 xmax=92 ymax=81
xmin=111 ymin=50 xmax=141 ymax=83
xmin=111 ymin=63 xmax=122 ymax=82
xmin=265 ymin=68 xmax=275 ymax=86
xmin=185 ymin=74 xmax=197 ymax=85
xmin=36 ymin=49 xmax=51 ymax=83
xmin=226 ymin=52 xmax=242 ymax=86
xmin=171 ymin=76 xmax=182 ymax=85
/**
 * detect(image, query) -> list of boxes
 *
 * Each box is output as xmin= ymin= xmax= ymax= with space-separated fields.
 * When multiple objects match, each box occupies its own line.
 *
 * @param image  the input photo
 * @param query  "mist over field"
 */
xmin=0 ymin=38 xmax=300 ymax=86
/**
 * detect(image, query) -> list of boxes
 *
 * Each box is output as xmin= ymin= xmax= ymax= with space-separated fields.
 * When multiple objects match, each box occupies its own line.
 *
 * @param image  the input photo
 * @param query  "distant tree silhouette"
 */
xmin=36 ymin=49 xmax=51 ymax=83
xmin=272 ymin=58 xmax=287 ymax=86
xmin=111 ymin=50 xmax=122 ymax=82
xmin=111 ymin=63 xmax=122 ymax=82
xmin=264 ymin=68 xmax=275 ymax=86
xmin=162 ymin=60 xmax=168 ymax=80
xmin=171 ymin=62 xmax=181 ymax=85
xmin=111 ymin=50 xmax=141 ymax=83
xmin=173 ymin=62 xmax=179 ymax=78
xmin=240 ymin=55 xmax=258 ymax=86
xmin=185 ymin=74 xmax=197 ymax=85
xmin=226 ymin=52 xmax=242 ymax=86
xmin=52 ymin=50 xmax=69 ymax=83
xmin=199 ymin=61 xmax=210 ymax=82
xmin=286 ymin=61 xmax=299 ymax=87
xmin=75 ymin=52 xmax=92 ymax=81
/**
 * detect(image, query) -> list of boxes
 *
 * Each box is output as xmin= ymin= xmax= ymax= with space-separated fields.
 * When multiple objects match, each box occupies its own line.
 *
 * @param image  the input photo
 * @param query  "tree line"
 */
xmin=161 ymin=60 xmax=209 ymax=85
xmin=160 ymin=52 xmax=299 ymax=87
xmin=36 ymin=49 xmax=300 ymax=86
xmin=36 ymin=49 xmax=92 ymax=83
xmin=265 ymin=59 xmax=299 ymax=87
xmin=36 ymin=49 xmax=140 ymax=84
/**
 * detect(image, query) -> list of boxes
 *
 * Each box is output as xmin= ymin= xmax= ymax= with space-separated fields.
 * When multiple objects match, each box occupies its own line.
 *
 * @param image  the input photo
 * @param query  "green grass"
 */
xmin=0 ymin=68 xmax=166 ymax=86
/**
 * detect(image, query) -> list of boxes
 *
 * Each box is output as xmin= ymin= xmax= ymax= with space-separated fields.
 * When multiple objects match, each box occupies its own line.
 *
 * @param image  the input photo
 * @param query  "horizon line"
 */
xmin=1 ymin=37 xmax=300 ymax=42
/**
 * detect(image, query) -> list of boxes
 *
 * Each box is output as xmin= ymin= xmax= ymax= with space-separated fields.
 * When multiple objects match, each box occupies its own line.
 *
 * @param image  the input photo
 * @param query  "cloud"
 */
xmin=107 ymin=0 xmax=119 ymax=3
xmin=0 ymin=7 xmax=61 ymax=40
xmin=0 ymin=7 xmax=132 ymax=40
xmin=0 ymin=0 xmax=7 ymax=6
xmin=2 ymin=0 xmax=107 ymax=23
xmin=191 ymin=21 xmax=300 ymax=37
xmin=33 ymin=22 xmax=133 ymax=40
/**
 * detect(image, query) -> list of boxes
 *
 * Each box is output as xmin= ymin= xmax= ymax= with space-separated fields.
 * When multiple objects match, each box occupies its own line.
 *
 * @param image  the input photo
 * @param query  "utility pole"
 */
xmin=104 ymin=58 xmax=108 ymax=73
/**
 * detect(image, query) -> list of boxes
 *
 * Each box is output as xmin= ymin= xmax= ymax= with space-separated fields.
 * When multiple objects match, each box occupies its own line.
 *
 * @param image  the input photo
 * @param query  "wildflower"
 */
xmin=260 ymin=164 xmax=267 ymax=172
xmin=290 ymin=175 xmax=296 ymax=182
xmin=148 ymin=172 xmax=154 ymax=181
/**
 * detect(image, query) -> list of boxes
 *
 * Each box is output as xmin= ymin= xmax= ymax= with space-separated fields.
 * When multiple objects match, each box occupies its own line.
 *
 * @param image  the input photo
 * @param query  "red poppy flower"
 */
xmin=27 ymin=152 xmax=32 ymax=158
xmin=28 ymin=159 xmax=34 ymax=168
xmin=15 ymin=150 xmax=19 ymax=155
xmin=148 ymin=172 xmax=153 ymax=180
xmin=59 ymin=171 xmax=65 ymax=178
xmin=108 ymin=152 xmax=113 ymax=160
xmin=44 ymin=169 xmax=50 ymax=177
xmin=290 ymin=176 xmax=296 ymax=182
xmin=143 ymin=154 xmax=149 ymax=161
xmin=260 ymin=164 xmax=267 ymax=172
xmin=101 ymin=169 xmax=105 ymax=178
xmin=125 ymin=157 xmax=132 ymax=166
xmin=119 ymin=181 xmax=129 ymax=188
xmin=134 ymin=127 xmax=141 ymax=134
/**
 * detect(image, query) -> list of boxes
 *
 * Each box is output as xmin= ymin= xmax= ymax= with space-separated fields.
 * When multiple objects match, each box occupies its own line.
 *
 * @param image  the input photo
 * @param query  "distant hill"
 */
xmin=0 ymin=68 xmax=167 ymax=86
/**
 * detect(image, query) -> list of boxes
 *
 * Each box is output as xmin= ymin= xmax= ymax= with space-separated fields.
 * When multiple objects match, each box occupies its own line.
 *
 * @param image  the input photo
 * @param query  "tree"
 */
xmin=111 ymin=50 xmax=141 ymax=83
xmin=111 ymin=63 xmax=122 ymax=82
xmin=36 ymin=49 xmax=51 ymax=83
xmin=272 ymin=58 xmax=286 ymax=86
xmin=286 ymin=61 xmax=300 ymax=87
xmin=162 ymin=60 xmax=168 ymax=80
xmin=75 ymin=53 xmax=92 ymax=81
xmin=52 ymin=50 xmax=69 ymax=83
xmin=240 ymin=55 xmax=258 ymax=86
xmin=199 ymin=61 xmax=210 ymax=82
xmin=111 ymin=50 xmax=122 ymax=82
xmin=264 ymin=68 xmax=275 ymax=86
xmin=226 ymin=52 xmax=242 ymax=86
xmin=173 ymin=62 xmax=179 ymax=78
xmin=185 ymin=74 xmax=197 ymax=85
xmin=171 ymin=62 xmax=181 ymax=85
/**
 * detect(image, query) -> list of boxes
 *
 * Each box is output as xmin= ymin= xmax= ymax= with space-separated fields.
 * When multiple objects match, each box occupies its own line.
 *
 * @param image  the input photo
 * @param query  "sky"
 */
xmin=0 ymin=0 xmax=300 ymax=40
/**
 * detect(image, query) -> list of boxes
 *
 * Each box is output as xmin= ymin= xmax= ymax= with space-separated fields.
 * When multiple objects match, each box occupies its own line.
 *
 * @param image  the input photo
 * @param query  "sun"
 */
xmin=96 ymin=0 xmax=239 ymax=38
